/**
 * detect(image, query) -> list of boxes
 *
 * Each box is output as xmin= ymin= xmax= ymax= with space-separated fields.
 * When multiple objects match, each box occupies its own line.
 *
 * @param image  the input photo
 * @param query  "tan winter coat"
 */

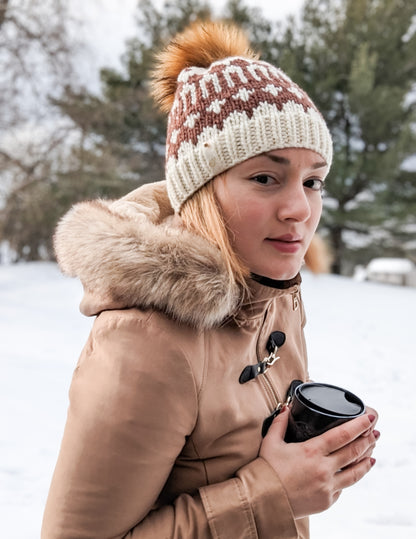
xmin=42 ymin=181 xmax=311 ymax=539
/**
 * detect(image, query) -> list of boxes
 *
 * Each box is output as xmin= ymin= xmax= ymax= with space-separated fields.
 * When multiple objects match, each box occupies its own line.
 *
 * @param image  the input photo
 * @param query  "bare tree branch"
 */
xmin=0 ymin=0 xmax=9 ymax=29
xmin=0 ymin=0 xmax=80 ymax=130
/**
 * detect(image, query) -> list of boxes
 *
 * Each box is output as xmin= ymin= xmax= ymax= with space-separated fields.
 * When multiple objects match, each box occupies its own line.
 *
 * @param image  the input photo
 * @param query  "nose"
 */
xmin=275 ymin=181 xmax=312 ymax=222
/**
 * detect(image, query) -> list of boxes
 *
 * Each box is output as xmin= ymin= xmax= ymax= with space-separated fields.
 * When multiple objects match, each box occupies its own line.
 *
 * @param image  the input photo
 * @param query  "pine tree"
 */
xmin=51 ymin=0 xmax=416 ymax=272
xmin=272 ymin=0 xmax=416 ymax=272
xmin=2 ymin=0 xmax=414 ymax=269
xmin=54 ymin=0 xmax=214 ymax=191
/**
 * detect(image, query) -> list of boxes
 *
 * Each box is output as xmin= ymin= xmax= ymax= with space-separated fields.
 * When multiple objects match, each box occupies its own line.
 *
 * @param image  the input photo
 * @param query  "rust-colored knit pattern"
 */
xmin=165 ymin=56 xmax=332 ymax=212
xmin=167 ymin=58 xmax=315 ymax=160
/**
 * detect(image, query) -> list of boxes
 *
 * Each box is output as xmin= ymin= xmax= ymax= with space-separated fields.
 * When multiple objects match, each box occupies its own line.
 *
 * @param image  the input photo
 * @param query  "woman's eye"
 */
xmin=252 ymin=174 xmax=275 ymax=185
xmin=304 ymin=178 xmax=324 ymax=192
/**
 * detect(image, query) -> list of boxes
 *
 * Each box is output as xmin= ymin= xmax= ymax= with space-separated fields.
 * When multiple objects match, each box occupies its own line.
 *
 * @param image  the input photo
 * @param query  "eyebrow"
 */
xmin=264 ymin=153 xmax=327 ymax=169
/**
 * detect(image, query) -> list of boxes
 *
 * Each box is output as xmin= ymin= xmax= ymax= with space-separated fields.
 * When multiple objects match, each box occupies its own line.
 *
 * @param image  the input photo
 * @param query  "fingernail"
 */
xmin=368 ymin=414 xmax=376 ymax=423
xmin=374 ymin=430 xmax=381 ymax=440
xmin=370 ymin=458 xmax=376 ymax=467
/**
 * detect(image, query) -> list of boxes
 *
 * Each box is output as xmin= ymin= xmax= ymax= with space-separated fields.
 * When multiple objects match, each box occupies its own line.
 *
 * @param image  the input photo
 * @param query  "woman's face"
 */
xmin=214 ymin=148 xmax=328 ymax=280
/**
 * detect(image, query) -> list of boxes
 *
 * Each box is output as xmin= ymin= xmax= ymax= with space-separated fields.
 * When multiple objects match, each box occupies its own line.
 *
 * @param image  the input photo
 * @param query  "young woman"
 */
xmin=42 ymin=21 xmax=379 ymax=539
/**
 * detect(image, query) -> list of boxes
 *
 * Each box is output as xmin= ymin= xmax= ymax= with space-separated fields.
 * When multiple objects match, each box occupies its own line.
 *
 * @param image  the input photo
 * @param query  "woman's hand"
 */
xmin=259 ymin=406 xmax=379 ymax=519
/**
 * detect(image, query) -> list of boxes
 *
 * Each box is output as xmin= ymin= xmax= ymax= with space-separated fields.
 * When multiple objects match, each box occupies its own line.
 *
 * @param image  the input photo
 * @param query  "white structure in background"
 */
xmin=355 ymin=257 xmax=416 ymax=286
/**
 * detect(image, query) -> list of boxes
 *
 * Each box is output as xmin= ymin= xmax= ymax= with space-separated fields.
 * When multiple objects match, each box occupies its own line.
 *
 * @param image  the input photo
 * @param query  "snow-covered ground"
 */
xmin=1 ymin=262 xmax=415 ymax=538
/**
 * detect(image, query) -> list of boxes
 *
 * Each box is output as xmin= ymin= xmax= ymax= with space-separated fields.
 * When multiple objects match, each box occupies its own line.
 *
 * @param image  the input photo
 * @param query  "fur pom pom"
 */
xmin=151 ymin=20 xmax=258 ymax=113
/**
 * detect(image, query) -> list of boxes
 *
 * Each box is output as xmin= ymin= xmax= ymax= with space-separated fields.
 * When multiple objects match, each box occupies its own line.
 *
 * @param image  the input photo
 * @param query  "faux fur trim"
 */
xmin=54 ymin=182 xmax=240 ymax=329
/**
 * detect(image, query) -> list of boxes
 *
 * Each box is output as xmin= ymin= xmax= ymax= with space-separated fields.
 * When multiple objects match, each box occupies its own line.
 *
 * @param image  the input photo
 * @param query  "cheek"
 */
xmin=227 ymin=201 xmax=266 ymax=240
xmin=309 ymin=197 xmax=323 ymax=229
xmin=215 ymin=182 xmax=263 ymax=235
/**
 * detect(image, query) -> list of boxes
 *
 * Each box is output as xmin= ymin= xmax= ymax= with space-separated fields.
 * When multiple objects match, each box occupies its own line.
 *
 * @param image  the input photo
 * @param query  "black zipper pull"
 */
xmin=285 ymin=379 xmax=303 ymax=404
xmin=261 ymin=379 xmax=304 ymax=437
xmin=239 ymin=331 xmax=286 ymax=384
xmin=239 ymin=362 xmax=267 ymax=384
xmin=267 ymin=331 xmax=286 ymax=352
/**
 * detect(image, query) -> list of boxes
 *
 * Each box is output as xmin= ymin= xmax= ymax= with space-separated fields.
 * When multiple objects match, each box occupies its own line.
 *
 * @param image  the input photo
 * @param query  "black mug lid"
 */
xmin=296 ymin=383 xmax=364 ymax=418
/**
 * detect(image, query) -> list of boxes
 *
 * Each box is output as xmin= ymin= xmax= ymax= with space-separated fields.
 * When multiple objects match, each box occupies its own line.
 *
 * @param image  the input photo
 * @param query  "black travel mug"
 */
xmin=285 ymin=382 xmax=365 ymax=443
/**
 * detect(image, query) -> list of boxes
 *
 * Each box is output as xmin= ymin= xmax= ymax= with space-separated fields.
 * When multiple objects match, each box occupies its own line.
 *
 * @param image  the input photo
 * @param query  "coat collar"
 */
xmin=54 ymin=181 xmax=300 ymax=330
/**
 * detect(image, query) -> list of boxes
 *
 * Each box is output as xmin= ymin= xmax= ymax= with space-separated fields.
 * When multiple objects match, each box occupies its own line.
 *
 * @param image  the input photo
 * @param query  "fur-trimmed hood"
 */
xmin=54 ymin=181 xmax=241 ymax=329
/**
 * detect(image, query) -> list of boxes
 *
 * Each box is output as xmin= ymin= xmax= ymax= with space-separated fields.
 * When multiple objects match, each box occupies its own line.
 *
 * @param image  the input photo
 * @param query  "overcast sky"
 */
xmin=70 ymin=0 xmax=304 ymax=92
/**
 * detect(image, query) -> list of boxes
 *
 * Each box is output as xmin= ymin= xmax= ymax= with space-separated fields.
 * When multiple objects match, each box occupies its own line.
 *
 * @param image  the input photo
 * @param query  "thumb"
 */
xmin=267 ymin=406 xmax=290 ymax=440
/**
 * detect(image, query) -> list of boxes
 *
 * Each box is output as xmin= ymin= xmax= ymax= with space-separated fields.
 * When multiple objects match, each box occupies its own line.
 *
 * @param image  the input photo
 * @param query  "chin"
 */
xmin=256 ymin=265 xmax=301 ymax=281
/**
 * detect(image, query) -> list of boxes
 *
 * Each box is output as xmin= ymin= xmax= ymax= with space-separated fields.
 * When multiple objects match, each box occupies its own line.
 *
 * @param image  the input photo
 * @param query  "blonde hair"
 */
xmin=304 ymin=234 xmax=332 ymax=273
xmin=180 ymin=179 xmax=250 ymax=292
xmin=180 ymin=178 xmax=331 ymax=289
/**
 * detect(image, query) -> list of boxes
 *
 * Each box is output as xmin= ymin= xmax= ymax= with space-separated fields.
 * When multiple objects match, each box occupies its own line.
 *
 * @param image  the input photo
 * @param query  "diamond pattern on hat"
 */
xmin=166 ymin=56 xmax=332 ymax=212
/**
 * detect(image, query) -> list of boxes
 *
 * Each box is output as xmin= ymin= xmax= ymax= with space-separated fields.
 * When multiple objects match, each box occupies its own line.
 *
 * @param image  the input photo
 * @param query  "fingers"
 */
xmin=319 ymin=413 xmax=377 ymax=454
xmin=362 ymin=406 xmax=379 ymax=437
xmin=266 ymin=406 xmax=290 ymax=439
xmin=332 ymin=429 xmax=379 ymax=470
xmin=260 ymin=407 xmax=379 ymax=519
xmin=334 ymin=456 xmax=376 ymax=492
xmin=365 ymin=406 xmax=378 ymax=422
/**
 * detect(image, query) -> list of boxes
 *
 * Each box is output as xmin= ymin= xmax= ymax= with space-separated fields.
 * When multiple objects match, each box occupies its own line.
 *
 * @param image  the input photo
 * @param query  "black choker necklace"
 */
xmin=251 ymin=273 xmax=301 ymax=289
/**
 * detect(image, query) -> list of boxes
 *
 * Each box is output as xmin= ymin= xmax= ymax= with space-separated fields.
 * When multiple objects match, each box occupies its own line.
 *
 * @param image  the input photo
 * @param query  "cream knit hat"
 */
xmin=152 ymin=23 xmax=332 ymax=213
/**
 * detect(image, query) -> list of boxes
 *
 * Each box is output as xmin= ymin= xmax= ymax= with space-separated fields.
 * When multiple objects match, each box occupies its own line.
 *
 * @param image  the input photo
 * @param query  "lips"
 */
xmin=272 ymin=234 xmax=302 ymax=242
xmin=266 ymin=234 xmax=303 ymax=253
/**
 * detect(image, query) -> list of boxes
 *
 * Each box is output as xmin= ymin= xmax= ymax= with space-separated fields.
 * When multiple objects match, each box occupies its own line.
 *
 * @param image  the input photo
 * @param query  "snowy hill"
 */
xmin=1 ymin=262 xmax=415 ymax=538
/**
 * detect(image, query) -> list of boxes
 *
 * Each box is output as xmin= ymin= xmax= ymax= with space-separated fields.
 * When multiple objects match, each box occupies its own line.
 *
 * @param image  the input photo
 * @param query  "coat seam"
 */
xmin=235 ymin=478 xmax=258 ymax=539
xmin=200 ymin=488 xmax=220 ymax=539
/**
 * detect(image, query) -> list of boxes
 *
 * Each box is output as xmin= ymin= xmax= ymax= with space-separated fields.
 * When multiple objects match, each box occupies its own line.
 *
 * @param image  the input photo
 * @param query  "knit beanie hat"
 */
xmin=152 ymin=21 xmax=332 ymax=213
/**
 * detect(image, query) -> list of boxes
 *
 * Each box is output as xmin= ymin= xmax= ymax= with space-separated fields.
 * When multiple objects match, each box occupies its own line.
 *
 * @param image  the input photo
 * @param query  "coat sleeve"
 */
xmin=41 ymin=311 xmax=303 ymax=539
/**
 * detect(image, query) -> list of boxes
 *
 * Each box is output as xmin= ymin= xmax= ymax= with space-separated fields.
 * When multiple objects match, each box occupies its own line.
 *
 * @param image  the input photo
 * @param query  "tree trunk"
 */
xmin=0 ymin=0 xmax=9 ymax=29
xmin=330 ymin=226 xmax=344 ymax=274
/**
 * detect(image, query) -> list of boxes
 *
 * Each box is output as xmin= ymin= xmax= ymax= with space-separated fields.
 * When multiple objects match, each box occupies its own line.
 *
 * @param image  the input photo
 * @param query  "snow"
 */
xmin=366 ymin=257 xmax=415 ymax=274
xmin=1 ymin=262 xmax=415 ymax=538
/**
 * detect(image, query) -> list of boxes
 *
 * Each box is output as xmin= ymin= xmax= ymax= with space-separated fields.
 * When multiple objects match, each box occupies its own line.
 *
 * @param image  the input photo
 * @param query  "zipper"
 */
xmin=238 ymin=295 xmax=300 ymax=420
xmin=260 ymin=371 xmax=281 ymax=410
xmin=261 ymin=379 xmax=303 ymax=437
xmin=255 ymin=307 xmax=282 ymax=410
xmin=239 ymin=329 xmax=285 ymax=384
